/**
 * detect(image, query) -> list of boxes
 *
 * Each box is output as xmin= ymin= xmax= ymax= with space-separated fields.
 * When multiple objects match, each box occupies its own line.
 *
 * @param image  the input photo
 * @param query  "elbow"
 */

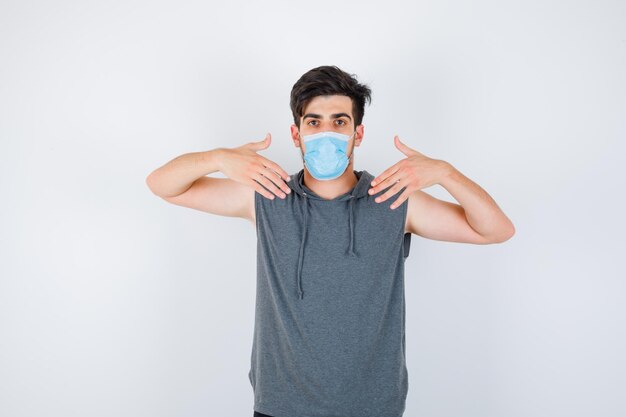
xmin=492 ymin=222 xmax=516 ymax=243
xmin=505 ymin=220 xmax=516 ymax=240
xmin=145 ymin=173 xmax=154 ymax=193
xmin=145 ymin=171 xmax=161 ymax=196
xmin=479 ymin=221 xmax=515 ymax=244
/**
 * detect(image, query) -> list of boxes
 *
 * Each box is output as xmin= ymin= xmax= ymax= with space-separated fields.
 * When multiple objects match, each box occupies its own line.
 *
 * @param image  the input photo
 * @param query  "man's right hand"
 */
xmin=217 ymin=133 xmax=292 ymax=200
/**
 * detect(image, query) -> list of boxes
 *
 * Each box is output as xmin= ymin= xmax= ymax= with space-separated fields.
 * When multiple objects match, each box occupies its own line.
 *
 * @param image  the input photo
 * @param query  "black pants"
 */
xmin=254 ymin=412 xmax=274 ymax=417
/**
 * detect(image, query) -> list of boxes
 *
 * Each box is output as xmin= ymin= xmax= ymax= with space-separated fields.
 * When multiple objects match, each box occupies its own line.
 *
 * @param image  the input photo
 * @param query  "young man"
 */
xmin=146 ymin=65 xmax=515 ymax=417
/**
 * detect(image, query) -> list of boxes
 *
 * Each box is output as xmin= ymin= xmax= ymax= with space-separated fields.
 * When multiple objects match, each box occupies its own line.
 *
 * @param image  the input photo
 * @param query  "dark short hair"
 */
xmin=290 ymin=65 xmax=372 ymax=129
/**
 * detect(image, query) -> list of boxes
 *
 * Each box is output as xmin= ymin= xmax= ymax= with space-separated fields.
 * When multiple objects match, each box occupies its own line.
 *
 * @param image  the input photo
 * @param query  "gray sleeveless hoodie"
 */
xmin=249 ymin=168 xmax=412 ymax=417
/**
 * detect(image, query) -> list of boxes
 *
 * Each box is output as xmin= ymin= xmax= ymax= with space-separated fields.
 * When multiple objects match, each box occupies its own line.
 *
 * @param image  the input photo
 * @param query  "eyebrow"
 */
xmin=303 ymin=112 xmax=352 ymax=121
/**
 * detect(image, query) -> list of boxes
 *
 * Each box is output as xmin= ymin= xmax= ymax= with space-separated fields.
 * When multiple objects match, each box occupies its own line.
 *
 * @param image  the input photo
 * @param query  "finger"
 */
xmin=250 ymin=180 xmax=275 ymax=200
xmin=248 ymin=133 xmax=271 ymax=151
xmin=260 ymin=157 xmax=291 ymax=182
xmin=260 ymin=165 xmax=291 ymax=194
xmin=395 ymin=135 xmax=423 ymax=157
xmin=253 ymin=171 xmax=287 ymax=199
xmin=369 ymin=163 xmax=401 ymax=190
xmin=371 ymin=168 xmax=403 ymax=197
xmin=389 ymin=188 xmax=411 ymax=210
xmin=374 ymin=174 xmax=405 ymax=204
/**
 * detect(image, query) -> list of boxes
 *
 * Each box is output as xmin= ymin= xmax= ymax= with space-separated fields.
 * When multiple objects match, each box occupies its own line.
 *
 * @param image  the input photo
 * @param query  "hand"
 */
xmin=217 ymin=133 xmax=292 ymax=200
xmin=368 ymin=135 xmax=451 ymax=209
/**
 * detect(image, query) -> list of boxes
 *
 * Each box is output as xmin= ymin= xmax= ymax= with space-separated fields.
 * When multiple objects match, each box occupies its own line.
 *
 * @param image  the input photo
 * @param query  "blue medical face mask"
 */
xmin=298 ymin=130 xmax=357 ymax=180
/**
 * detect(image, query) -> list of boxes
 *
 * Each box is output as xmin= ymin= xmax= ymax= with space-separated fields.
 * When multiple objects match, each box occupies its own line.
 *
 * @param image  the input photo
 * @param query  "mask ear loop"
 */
xmin=297 ymin=130 xmax=306 ymax=165
xmin=346 ymin=130 xmax=357 ymax=161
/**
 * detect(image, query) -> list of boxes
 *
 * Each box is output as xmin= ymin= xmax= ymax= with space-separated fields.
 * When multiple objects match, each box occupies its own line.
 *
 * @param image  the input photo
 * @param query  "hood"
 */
xmin=287 ymin=168 xmax=375 ymax=300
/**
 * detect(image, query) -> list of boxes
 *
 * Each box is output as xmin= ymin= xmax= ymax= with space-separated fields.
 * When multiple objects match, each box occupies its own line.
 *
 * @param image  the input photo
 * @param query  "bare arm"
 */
xmin=145 ymin=133 xmax=291 ymax=225
xmin=146 ymin=149 xmax=255 ymax=223
xmin=364 ymin=136 xmax=514 ymax=244
xmin=405 ymin=163 xmax=515 ymax=244
xmin=146 ymin=149 xmax=223 ymax=199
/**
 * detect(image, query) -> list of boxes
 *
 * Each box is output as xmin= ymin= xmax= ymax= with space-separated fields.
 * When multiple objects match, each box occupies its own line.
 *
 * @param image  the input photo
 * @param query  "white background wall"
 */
xmin=1 ymin=1 xmax=624 ymax=416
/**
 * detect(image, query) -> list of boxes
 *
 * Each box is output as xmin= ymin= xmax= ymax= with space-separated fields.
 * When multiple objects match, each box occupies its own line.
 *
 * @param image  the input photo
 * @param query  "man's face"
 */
xmin=290 ymin=94 xmax=364 ymax=154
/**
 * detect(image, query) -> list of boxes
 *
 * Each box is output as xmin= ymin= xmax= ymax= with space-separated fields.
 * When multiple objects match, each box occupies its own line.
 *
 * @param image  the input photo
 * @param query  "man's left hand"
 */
xmin=368 ymin=135 xmax=451 ymax=210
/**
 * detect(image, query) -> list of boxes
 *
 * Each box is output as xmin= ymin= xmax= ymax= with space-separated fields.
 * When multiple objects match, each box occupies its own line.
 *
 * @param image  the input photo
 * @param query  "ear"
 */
xmin=290 ymin=124 xmax=301 ymax=147
xmin=354 ymin=124 xmax=365 ymax=147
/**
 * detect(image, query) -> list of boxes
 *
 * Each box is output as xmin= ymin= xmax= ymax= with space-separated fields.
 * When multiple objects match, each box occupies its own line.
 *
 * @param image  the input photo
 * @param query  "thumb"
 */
xmin=394 ymin=135 xmax=415 ymax=156
xmin=248 ymin=132 xmax=271 ymax=151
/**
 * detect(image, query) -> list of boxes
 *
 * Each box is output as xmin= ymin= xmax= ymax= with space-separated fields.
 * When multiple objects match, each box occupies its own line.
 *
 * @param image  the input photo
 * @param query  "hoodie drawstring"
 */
xmin=293 ymin=169 xmax=373 ymax=300
xmin=347 ymin=195 xmax=358 ymax=257
xmin=296 ymin=191 xmax=359 ymax=300
xmin=296 ymin=192 xmax=308 ymax=299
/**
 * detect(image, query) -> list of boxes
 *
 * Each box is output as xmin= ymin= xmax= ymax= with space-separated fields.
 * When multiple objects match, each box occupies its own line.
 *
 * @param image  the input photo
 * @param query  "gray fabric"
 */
xmin=249 ymin=168 xmax=412 ymax=417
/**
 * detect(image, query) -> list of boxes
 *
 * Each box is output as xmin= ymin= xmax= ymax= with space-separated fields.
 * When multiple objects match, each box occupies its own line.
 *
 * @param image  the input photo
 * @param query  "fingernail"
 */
xmin=287 ymin=176 xmax=291 ymax=181
xmin=371 ymin=181 xmax=376 ymax=186
xmin=375 ymin=197 xmax=381 ymax=202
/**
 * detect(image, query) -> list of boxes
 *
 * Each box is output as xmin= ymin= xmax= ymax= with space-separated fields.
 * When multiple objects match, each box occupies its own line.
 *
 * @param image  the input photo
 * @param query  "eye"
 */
xmin=335 ymin=119 xmax=346 ymax=126
xmin=307 ymin=120 xmax=319 ymax=126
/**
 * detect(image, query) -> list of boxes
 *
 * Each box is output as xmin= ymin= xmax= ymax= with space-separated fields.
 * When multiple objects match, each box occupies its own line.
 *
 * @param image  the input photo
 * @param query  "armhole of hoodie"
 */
xmin=254 ymin=190 xmax=260 ymax=235
xmin=401 ymin=195 xmax=411 ymax=259
xmin=254 ymin=190 xmax=261 ymax=237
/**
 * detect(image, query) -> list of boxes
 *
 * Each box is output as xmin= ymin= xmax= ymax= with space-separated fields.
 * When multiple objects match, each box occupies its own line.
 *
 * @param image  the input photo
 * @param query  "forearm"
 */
xmin=438 ymin=162 xmax=515 ymax=241
xmin=146 ymin=148 xmax=223 ymax=198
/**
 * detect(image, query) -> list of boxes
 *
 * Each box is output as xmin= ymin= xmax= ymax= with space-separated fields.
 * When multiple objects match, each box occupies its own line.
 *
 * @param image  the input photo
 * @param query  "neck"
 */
xmin=302 ymin=162 xmax=359 ymax=200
